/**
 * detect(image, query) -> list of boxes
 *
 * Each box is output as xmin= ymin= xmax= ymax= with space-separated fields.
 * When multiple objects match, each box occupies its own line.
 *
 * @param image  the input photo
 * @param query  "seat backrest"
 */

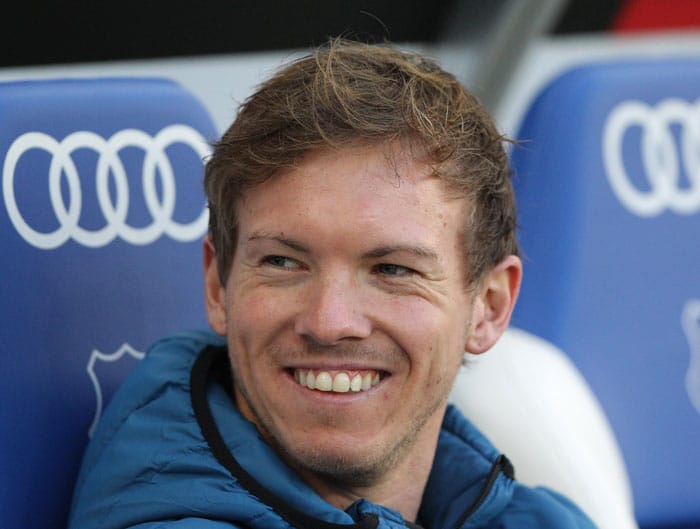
xmin=0 ymin=78 xmax=217 ymax=529
xmin=450 ymin=328 xmax=637 ymax=529
xmin=510 ymin=59 xmax=700 ymax=528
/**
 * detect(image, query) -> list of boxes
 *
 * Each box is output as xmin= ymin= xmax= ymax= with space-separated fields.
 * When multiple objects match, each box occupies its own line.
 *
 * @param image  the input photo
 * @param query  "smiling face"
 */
xmin=204 ymin=144 xmax=493 ymax=494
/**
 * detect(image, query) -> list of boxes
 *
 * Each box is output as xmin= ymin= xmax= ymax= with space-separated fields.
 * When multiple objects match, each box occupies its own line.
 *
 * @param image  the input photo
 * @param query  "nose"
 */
xmin=294 ymin=273 xmax=372 ymax=345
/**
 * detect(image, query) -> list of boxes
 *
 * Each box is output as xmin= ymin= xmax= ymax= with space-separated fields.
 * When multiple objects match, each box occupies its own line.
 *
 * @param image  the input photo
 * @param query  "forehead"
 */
xmin=241 ymin=144 xmax=455 ymax=210
xmin=235 ymin=145 xmax=470 ymax=269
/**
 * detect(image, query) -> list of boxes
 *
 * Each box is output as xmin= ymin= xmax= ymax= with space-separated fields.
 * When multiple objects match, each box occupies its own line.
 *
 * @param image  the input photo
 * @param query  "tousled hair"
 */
xmin=204 ymin=38 xmax=519 ymax=285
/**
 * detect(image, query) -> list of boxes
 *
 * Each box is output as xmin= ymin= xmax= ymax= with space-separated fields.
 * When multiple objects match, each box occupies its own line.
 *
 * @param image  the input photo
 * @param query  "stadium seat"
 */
xmin=0 ymin=77 xmax=217 ymax=528
xmin=0 ymin=73 xmax=641 ymax=529
xmin=510 ymin=58 xmax=700 ymax=529
xmin=451 ymin=328 xmax=637 ymax=529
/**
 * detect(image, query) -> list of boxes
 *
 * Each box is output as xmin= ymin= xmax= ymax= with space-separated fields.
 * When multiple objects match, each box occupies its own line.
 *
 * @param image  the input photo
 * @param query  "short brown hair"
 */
xmin=204 ymin=38 xmax=518 ymax=285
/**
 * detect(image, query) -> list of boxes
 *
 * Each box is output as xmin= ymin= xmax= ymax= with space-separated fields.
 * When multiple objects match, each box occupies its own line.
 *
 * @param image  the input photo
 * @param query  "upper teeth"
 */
xmin=294 ymin=369 xmax=381 ymax=393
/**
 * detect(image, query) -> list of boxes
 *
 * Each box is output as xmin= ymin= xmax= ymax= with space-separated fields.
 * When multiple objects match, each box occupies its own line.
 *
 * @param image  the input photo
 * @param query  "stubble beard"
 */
xmin=230 ymin=361 xmax=450 ymax=490
xmin=284 ymin=398 xmax=445 ymax=488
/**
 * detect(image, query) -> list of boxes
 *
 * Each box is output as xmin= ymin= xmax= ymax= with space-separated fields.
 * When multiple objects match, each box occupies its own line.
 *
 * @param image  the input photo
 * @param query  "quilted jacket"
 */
xmin=68 ymin=330 xmax=597 ymax=529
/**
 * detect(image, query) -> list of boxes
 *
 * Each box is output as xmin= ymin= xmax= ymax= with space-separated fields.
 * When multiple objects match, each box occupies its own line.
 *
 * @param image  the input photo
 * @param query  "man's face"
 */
xmin=205 ymin=145 xmax=481 ymax=486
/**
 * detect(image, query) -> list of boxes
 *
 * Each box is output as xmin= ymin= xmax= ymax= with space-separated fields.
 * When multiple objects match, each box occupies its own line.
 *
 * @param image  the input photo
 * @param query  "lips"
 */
xmin=293 ymin=368 xmax=382 ymax=393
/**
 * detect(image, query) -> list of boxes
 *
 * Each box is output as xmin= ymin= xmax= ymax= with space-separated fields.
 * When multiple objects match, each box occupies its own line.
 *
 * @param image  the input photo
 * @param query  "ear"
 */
xmin=203 ymin=235 xmax=228 ymax=336
xmin=465 ymin=254 xmax=522 ymax=355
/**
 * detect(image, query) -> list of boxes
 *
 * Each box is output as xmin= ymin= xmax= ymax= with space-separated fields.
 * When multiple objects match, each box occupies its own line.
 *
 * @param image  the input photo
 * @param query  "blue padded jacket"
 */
xmin=68 ymin=330 xmax=597 ymax=529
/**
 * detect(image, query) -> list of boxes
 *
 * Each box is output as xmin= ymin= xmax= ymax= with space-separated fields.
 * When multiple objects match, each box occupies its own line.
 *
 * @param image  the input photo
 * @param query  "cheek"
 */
xmin=387 ymin=301 xmax=457 ymax=365
xmin=230 ymin=284 xmax=287 ymax=329
xmin=227 ymin=286 xmax=299 ymax=366
xmin=391 ymin=300 xmax=469 ymax=383
xmin=423 ymin=340 xmax=463 ymax=392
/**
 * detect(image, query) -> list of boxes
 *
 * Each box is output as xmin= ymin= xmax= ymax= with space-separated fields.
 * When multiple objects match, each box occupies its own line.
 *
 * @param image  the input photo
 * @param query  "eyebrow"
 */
xmin=248 ymin=234 xmax=310 ymax=253
xmin=248 ymin=234 xmax=439 ymax=261
xmin=363 ymin=245 xmax=439 ymax=261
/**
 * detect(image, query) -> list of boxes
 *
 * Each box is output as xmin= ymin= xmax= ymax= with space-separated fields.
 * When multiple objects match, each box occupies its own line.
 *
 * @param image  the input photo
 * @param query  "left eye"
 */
xmin=374 ymin=263 xmax=415 ymax=276
xmin=263 ymin=255 xmax=300 ymax=269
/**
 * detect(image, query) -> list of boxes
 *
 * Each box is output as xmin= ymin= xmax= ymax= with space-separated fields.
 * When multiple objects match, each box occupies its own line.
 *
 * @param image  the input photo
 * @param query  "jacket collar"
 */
xmin=420 ymin=406 xmax=515 ymax=527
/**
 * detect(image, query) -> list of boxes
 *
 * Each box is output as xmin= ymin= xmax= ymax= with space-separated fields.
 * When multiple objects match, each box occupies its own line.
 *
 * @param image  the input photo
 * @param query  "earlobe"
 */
xmin=203 ymin=235 xmax=228 ymax=336
xmin=465 ymin=255 xmax=522 ymax=355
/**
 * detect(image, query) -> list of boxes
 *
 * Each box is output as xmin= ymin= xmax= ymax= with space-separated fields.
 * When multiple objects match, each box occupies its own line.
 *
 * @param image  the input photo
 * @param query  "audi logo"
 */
xmin=2 ymin=125 xmax=211 ymax=249
xmin=603 ymin=98 xmax=700 ymax=217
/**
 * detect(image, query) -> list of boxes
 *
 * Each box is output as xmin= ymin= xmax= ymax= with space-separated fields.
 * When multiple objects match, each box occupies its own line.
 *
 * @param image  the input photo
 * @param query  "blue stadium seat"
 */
xmin=510 ymin=59 xmax=700 ymax=529
xmin=0 ymin=77 xmax=217 ymax=528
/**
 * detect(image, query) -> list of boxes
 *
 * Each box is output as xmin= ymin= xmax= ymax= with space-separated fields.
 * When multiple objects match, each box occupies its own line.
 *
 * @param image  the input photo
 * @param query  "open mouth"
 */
xmin=292 ymin=368 xmax=384 ymax=393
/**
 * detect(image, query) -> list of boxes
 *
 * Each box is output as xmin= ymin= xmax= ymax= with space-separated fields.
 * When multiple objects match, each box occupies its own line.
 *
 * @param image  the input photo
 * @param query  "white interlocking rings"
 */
xmin=2 ymin=125 xmax=210 ymax=249
xmin=603 ymin=98 xmax=700 ymax=217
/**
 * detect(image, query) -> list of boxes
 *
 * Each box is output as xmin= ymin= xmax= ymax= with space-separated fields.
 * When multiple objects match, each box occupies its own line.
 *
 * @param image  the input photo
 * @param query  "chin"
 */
xmin=286 ymin=442 xmax=398 ymax=488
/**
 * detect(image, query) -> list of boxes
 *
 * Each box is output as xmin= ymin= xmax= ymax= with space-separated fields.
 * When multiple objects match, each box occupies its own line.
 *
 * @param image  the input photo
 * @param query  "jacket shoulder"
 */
xmin=69 ymin=331 xmax=236 ymax=529
xmin=486 ymin=483 xmax=597 ymax=528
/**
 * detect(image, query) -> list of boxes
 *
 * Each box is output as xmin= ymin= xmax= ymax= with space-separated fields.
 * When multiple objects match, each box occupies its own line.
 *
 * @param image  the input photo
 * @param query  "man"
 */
xmin=69 ymin=40 xmax=596 ymax=528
